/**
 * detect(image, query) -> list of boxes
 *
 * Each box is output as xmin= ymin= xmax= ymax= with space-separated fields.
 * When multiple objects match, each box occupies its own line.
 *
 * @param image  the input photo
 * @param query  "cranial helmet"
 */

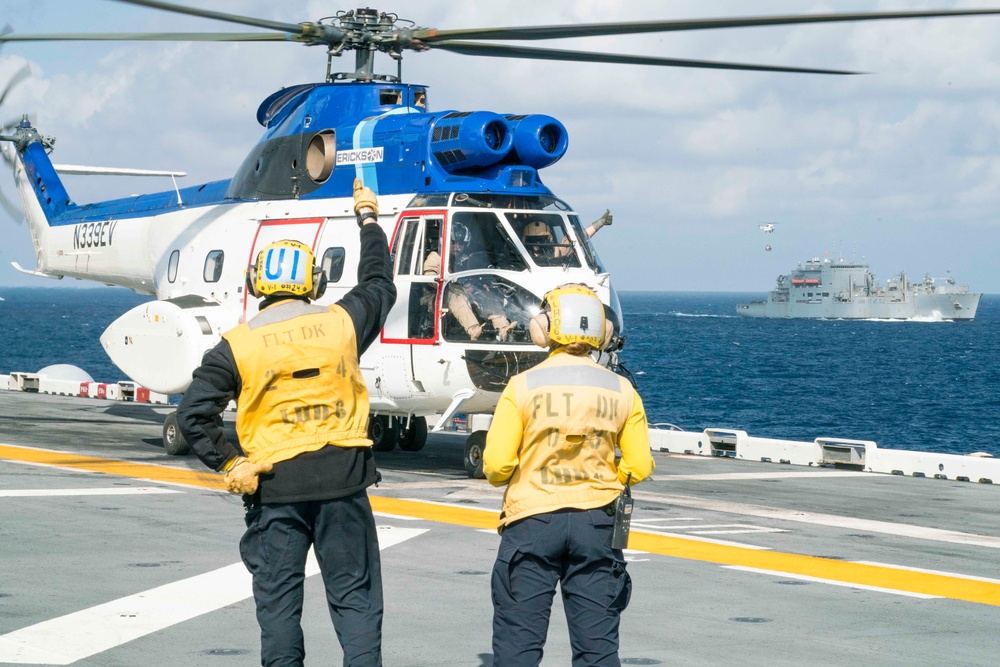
xmin=452 ymin=220 xmax=471 ymax=244
xmin=246 ymin=239 xmax=326 ymax=300
xmin=529 ymin=284 xmax=610 ymax=350
xmin=522 ymin=220 xmax=553 ymax=243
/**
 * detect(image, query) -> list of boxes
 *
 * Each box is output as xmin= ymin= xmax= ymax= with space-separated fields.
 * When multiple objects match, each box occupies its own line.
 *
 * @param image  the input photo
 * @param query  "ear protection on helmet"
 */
xmin=246 ymin=240 xmax=322 ymax=300
xmin=529 ymin=284 xmax=606 ymax=350
xmin=529 ymin=306 xmax=552 ymax=348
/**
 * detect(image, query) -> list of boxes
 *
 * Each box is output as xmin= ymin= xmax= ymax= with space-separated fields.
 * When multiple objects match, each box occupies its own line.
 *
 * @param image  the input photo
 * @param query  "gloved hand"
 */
xmin=223 ymin=456 xmax=273 ymax=495
xmin=353 ymin=177 xmax=379 ymax=216
xmin=592 ymin=209 xmax=613 ymax=231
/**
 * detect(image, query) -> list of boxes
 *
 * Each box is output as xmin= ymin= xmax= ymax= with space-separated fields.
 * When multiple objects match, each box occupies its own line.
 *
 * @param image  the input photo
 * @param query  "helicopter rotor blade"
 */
xmin=0 ymin=32 xmax=289 ymax=43
xmin=0 ymin=64 xmax=30 ymax=108
xmin=414 ymin=9 xmax=1000 ymax=43
xmin=106 ymin=0 xmax=343 ymax=44
xmin=428 ymin=41 xmax=862 ymax=75
xmin=0 ymin=185 xmax=23 ymax=222
xmin=107 ymin=0 xmax=304 ymax=35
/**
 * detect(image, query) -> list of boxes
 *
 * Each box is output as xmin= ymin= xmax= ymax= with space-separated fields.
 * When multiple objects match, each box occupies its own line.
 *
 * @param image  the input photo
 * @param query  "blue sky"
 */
xmin=2 ymin=0 xmax=999 ymax=292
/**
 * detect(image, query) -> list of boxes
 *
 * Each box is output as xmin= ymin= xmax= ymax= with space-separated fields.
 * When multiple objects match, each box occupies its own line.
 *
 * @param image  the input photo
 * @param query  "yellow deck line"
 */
xmin=0 ymin=444 xmax=226 ymax=491
xmin=3 ymin=443 xmax=998 ymax=607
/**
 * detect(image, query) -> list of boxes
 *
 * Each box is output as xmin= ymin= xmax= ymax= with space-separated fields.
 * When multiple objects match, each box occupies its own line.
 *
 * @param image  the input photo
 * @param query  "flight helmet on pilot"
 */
xmin=521 ymin=220 xmax=554 ymax=250
xmin=246 ymin=239 xmax=327 ymax=301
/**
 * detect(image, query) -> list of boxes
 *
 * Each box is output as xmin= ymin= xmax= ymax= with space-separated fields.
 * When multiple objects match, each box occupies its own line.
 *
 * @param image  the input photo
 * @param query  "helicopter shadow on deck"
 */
xmin=372 ymin=431 xmax=469 ymax=477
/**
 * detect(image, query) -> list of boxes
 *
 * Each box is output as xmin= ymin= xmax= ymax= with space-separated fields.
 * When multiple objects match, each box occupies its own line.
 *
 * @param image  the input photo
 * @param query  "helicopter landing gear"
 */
xmin=397 ymin=416 xmax=428 ymax=452
xmin=368 ymin=415 xmax=398 ymax=453
xmin=463 ymin=430 xmax=488 ymax=479
xmin=162 ymin=411 xmax=190 ymax=456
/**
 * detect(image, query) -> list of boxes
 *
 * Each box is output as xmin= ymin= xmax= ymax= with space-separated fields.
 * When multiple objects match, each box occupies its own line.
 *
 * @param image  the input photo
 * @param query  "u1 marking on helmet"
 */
xmin=246 ymin=239 xmax=325 ymax=299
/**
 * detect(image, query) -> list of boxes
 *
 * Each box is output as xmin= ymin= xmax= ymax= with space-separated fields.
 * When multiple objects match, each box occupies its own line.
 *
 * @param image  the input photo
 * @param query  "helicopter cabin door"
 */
xmin=241 ymin=217 xmax=325 ymax=321
xmin=382 ymin=212 xmax=443 ymax=345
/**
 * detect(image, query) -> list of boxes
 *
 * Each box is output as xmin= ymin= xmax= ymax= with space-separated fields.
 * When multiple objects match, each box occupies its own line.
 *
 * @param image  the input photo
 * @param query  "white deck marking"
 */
xmin=662 ymin=471 xmax=870 ymax=481
xmin=634 ymin=491 xmax=1000 ymax=548
xmin=0 ymin=487 xmax=182 ymax=498
xmin=723 ymin=566 xmax=944 ymax=599
xmin=688 ymin=527 xmax=790 ymax=535
xmin=0 ymin=526 xmax=427 ymax=666
xmin=652 ymin=531 xmax=772 ymax=550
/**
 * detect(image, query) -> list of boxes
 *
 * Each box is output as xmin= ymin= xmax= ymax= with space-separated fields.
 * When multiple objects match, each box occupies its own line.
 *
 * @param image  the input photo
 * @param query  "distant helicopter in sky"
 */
xmin=759 ymin=223 xmax=777 ymax=233
xmin=3 ymin=2 xmax=1000 ymax=475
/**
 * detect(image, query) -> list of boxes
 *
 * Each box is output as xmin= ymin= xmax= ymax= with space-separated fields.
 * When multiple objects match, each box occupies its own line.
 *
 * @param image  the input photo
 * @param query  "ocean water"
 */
xmin=620 ymin=291 xmax=1000 ymax=458
xmin=1 ymin=287 xmax=997 ymax=457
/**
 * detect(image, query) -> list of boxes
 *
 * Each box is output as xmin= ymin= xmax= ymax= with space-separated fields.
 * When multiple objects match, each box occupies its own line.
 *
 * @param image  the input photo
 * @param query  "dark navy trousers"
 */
xmin=491 ymin=507 xmax=632 ymax=667
xmin=240 ymin=491 xmax=383 ymax=667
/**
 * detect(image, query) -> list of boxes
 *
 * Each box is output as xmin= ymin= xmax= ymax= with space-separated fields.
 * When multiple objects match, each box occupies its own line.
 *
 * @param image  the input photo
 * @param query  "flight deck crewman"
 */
xmin=177 ymin=178 xmax=395 ymax=667
xmin=483 ymin=283 xmax=653 ymax=667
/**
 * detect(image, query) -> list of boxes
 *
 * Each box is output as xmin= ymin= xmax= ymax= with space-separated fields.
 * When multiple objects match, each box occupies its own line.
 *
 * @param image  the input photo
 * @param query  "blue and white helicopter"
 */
xmin=3 ymin=2 xmax=999 ymax=474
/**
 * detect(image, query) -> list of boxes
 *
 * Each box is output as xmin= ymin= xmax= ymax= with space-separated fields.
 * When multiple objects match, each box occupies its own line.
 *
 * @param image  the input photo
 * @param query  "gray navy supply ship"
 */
xmin=737 ymin=256 xmax=981 ymax=319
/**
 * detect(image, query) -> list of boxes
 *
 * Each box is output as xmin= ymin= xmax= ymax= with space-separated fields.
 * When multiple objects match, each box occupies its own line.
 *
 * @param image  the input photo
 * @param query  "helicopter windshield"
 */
xmin=441 ymin=275 xmax=538 ymax=345
xmin=568 ymin=215 xmax=605 ymax=273
xmin=448 ymin=211 xmax=527 ymax=273
xmin=450 ymin=193 xmax=571 ymax=211
xmin=506 ymin=212 xmax=581 ymax=268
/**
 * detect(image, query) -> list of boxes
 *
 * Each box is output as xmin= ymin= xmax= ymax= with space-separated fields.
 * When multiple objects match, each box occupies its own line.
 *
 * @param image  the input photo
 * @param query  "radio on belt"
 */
xmin=611 ymin=472 xmax=633 ymax=550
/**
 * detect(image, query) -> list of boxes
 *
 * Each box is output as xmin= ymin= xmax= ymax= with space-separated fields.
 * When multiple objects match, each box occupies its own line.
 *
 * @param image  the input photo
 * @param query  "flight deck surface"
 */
xmin=1 ymin=392 xmax=997 ymax=666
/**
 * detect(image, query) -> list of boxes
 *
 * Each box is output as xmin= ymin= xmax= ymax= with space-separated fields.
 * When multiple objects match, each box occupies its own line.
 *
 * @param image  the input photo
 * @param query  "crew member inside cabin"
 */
xmin=482 ymin=283 xmax=653 ymax=666
xmin=177 ymin=178 xmax=395 ymax=667
xmin=520 ymin=209 xmax=612 ymax=265
xmin=445 ymin=220 xmax=518 ymax=341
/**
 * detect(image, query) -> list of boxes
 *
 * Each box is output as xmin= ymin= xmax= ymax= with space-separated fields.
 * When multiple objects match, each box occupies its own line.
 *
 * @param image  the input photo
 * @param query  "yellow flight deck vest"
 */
xmin=224 ymin=302 xmax=371 ymax=466
xmin=500 ymin=354 xmax=634 ymax=526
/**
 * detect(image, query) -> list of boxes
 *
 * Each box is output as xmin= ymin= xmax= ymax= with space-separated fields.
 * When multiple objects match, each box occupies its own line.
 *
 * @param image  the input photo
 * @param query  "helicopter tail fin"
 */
xmin=2 ymin=123 xmax=72 ymax=278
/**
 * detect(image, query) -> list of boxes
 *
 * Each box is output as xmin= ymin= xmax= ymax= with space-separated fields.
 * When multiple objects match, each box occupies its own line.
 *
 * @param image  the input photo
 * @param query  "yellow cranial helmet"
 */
xmin=530 ymin=284 xmax=606 ymax=349
xmin=522 ymin=220 xmax=553 ymax=242
xmin=247 ymin=239 xmax=321 ymax=299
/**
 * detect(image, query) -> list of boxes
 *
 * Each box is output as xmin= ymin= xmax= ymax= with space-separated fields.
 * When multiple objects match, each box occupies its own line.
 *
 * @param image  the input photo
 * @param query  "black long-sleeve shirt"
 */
xmin=177 ymin=222 xmax=396 ymax=503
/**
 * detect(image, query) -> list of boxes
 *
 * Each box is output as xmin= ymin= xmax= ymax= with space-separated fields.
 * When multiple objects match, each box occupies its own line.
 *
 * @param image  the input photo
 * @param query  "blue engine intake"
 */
xmin=429 ymin=111 xmax=513 ymax=172
xmin=507 ymin=114 xmax=568 ymax=170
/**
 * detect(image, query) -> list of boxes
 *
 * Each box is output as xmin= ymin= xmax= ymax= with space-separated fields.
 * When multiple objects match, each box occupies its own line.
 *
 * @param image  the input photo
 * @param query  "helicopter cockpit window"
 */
xmin=321 ymin=247 xmax=346 ymax=283
xmin=441 ymin=275 xmax=539 ymax=345
xmin=380 ymin=89 xmax=402 ymax=106
xmin=452 ymin=193 xmax=571 ymax=211
xmin=420 ymin=219 xmax=442 ymax=276
xmin=394 ymin=218 xmax=421 ymax=276
xmin=203 ymin=250 xmax=224 ymax=283
xmin=167 ymin=249 xmax=180 ymax=283
xmin=405 ymin=193 xmax=450 ymax=209
xmin=568 ymin=215 xmax=605 ymax=273
xmin=448 ymin=212 xmax=527 ymax=273
xmin=507 ymin=213 xmax=581 ymax=268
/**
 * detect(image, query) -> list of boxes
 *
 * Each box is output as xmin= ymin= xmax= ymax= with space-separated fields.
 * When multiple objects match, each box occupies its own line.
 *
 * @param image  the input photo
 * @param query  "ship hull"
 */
xmin=738 ymin=292 xmax=980 ymax=319
xmin=737 ymin=257 xmax=981 ymax=320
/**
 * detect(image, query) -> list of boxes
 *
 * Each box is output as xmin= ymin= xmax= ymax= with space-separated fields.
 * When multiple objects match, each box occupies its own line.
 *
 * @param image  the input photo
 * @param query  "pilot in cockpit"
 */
xmin=449 ymin=220 xmax=491 ymax=272
xmin=521 ymin=220 xmax=570 ymax=261
xmin=520 ymin=210 xmax=612 ymax=264
xmin=444 ymin=221 xmax=517 ymax=340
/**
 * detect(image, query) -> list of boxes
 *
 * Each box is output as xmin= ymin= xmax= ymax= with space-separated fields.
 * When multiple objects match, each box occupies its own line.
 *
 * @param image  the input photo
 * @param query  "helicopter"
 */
xmin=3 ymin=2 xmax=1000 ymax=476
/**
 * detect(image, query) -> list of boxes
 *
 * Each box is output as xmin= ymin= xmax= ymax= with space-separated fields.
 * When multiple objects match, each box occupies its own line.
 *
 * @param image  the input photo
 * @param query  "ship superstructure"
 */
xmin=737 ymin=256 xmax=981 ymax=319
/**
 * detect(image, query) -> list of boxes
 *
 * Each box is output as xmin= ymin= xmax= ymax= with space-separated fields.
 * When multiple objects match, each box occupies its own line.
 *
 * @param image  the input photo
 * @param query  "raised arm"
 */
xmin=337 ymin=178 xmax=398 ymax=356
